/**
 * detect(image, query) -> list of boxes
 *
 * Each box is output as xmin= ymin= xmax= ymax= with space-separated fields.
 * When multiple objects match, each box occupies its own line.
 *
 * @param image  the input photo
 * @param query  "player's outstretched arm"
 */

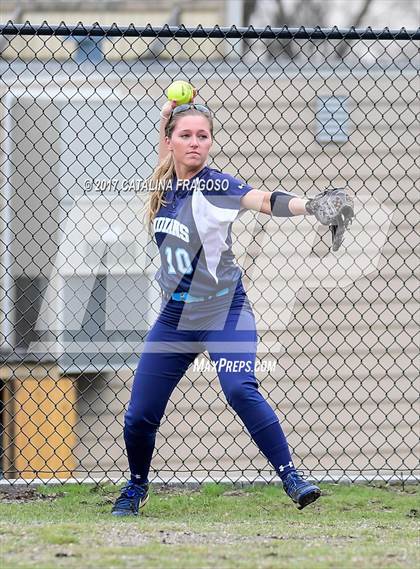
xmin=241 ymin=188 xmax=355 ymax=251
xmin=240 ymin=189 xmax=310 ymax=216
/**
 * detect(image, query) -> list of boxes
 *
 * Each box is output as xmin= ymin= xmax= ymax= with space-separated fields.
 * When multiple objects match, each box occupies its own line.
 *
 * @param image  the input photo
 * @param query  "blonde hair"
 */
xmin=145 ymin=109 xmax=213 ymax=233
xmin=144 ymin=153 xmax=175 ymax=233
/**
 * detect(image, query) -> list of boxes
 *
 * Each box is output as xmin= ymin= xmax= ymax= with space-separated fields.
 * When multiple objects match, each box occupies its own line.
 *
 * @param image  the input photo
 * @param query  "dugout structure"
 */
xmin=0 ymin=23 xmax=418 ymax=484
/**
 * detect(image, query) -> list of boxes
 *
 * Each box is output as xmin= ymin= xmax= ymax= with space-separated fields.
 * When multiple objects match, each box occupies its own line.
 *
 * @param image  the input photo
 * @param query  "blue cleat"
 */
xmin=111 ymin=481 xmax=149 ymax=516
xmin=282 ymin=471 xmax=321 ymax=510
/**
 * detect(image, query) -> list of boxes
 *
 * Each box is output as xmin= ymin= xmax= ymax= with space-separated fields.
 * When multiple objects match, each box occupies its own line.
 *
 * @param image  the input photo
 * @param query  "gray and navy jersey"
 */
xmin=153 ymin=166 xmax=253 ymax=297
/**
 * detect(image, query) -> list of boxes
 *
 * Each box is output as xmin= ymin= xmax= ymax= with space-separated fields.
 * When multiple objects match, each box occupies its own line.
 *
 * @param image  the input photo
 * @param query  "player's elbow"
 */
xmin=240 ymin=190 xmax=272 ymax=215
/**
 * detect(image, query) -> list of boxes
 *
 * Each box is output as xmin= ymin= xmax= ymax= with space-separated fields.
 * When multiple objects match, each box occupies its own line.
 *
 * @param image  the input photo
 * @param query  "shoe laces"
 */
xmin=285 ymin=471 xmax=308 ymax=490
xmin=115 ymin=482 xmax=148 ymax=507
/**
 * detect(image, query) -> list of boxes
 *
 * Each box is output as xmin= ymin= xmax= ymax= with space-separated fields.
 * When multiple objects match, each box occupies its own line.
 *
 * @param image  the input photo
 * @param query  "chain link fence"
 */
xmin=0 ymin=23 xmax=418 ymax=485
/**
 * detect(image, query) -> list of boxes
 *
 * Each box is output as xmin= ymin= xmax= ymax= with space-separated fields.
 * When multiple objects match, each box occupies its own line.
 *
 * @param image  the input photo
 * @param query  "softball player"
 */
xmin=111 ymin=97 xmax=325 ymax=516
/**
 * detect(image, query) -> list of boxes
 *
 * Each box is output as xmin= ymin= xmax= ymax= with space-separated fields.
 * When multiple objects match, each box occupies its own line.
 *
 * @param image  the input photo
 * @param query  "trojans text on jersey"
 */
xmin=153 ymin=217 xmax=190 ymax=243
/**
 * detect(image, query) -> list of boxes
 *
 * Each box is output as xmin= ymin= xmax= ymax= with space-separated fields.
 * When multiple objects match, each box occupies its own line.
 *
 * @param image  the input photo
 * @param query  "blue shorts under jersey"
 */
xmin=153 ymin=165 xmax=253 ymax=298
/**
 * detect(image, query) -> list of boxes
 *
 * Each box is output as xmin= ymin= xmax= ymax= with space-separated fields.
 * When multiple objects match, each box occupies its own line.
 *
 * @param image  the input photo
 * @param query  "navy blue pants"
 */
xmin=124 ymin=283 xmax=295 ymax=483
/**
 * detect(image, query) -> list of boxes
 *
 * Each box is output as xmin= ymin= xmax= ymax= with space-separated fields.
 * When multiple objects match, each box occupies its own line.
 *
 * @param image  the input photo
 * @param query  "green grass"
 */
xmin=0 ymin=482 xmax=418 ymax=569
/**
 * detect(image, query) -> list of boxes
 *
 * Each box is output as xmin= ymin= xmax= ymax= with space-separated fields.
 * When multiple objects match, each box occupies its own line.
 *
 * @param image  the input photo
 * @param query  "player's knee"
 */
xmin=124 ymin=409 xmax=160 ymax=436
xmin=225 ymin=380 xmax=259 ymax=408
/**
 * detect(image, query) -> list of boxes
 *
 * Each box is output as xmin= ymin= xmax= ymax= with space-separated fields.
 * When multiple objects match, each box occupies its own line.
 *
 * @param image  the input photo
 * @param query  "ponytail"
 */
xmin=144 ymin=153 xmax=175 ymax=233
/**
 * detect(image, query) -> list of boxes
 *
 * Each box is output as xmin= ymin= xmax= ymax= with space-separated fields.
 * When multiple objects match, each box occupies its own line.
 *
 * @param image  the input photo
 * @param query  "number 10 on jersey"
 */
xmin=165 ymin=246 xmax=193 ymax=275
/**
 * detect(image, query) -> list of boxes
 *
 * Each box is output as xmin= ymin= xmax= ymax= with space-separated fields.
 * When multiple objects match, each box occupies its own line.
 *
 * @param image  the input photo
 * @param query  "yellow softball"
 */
xmin=166 ymin=80 xmax=194 ymax=105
